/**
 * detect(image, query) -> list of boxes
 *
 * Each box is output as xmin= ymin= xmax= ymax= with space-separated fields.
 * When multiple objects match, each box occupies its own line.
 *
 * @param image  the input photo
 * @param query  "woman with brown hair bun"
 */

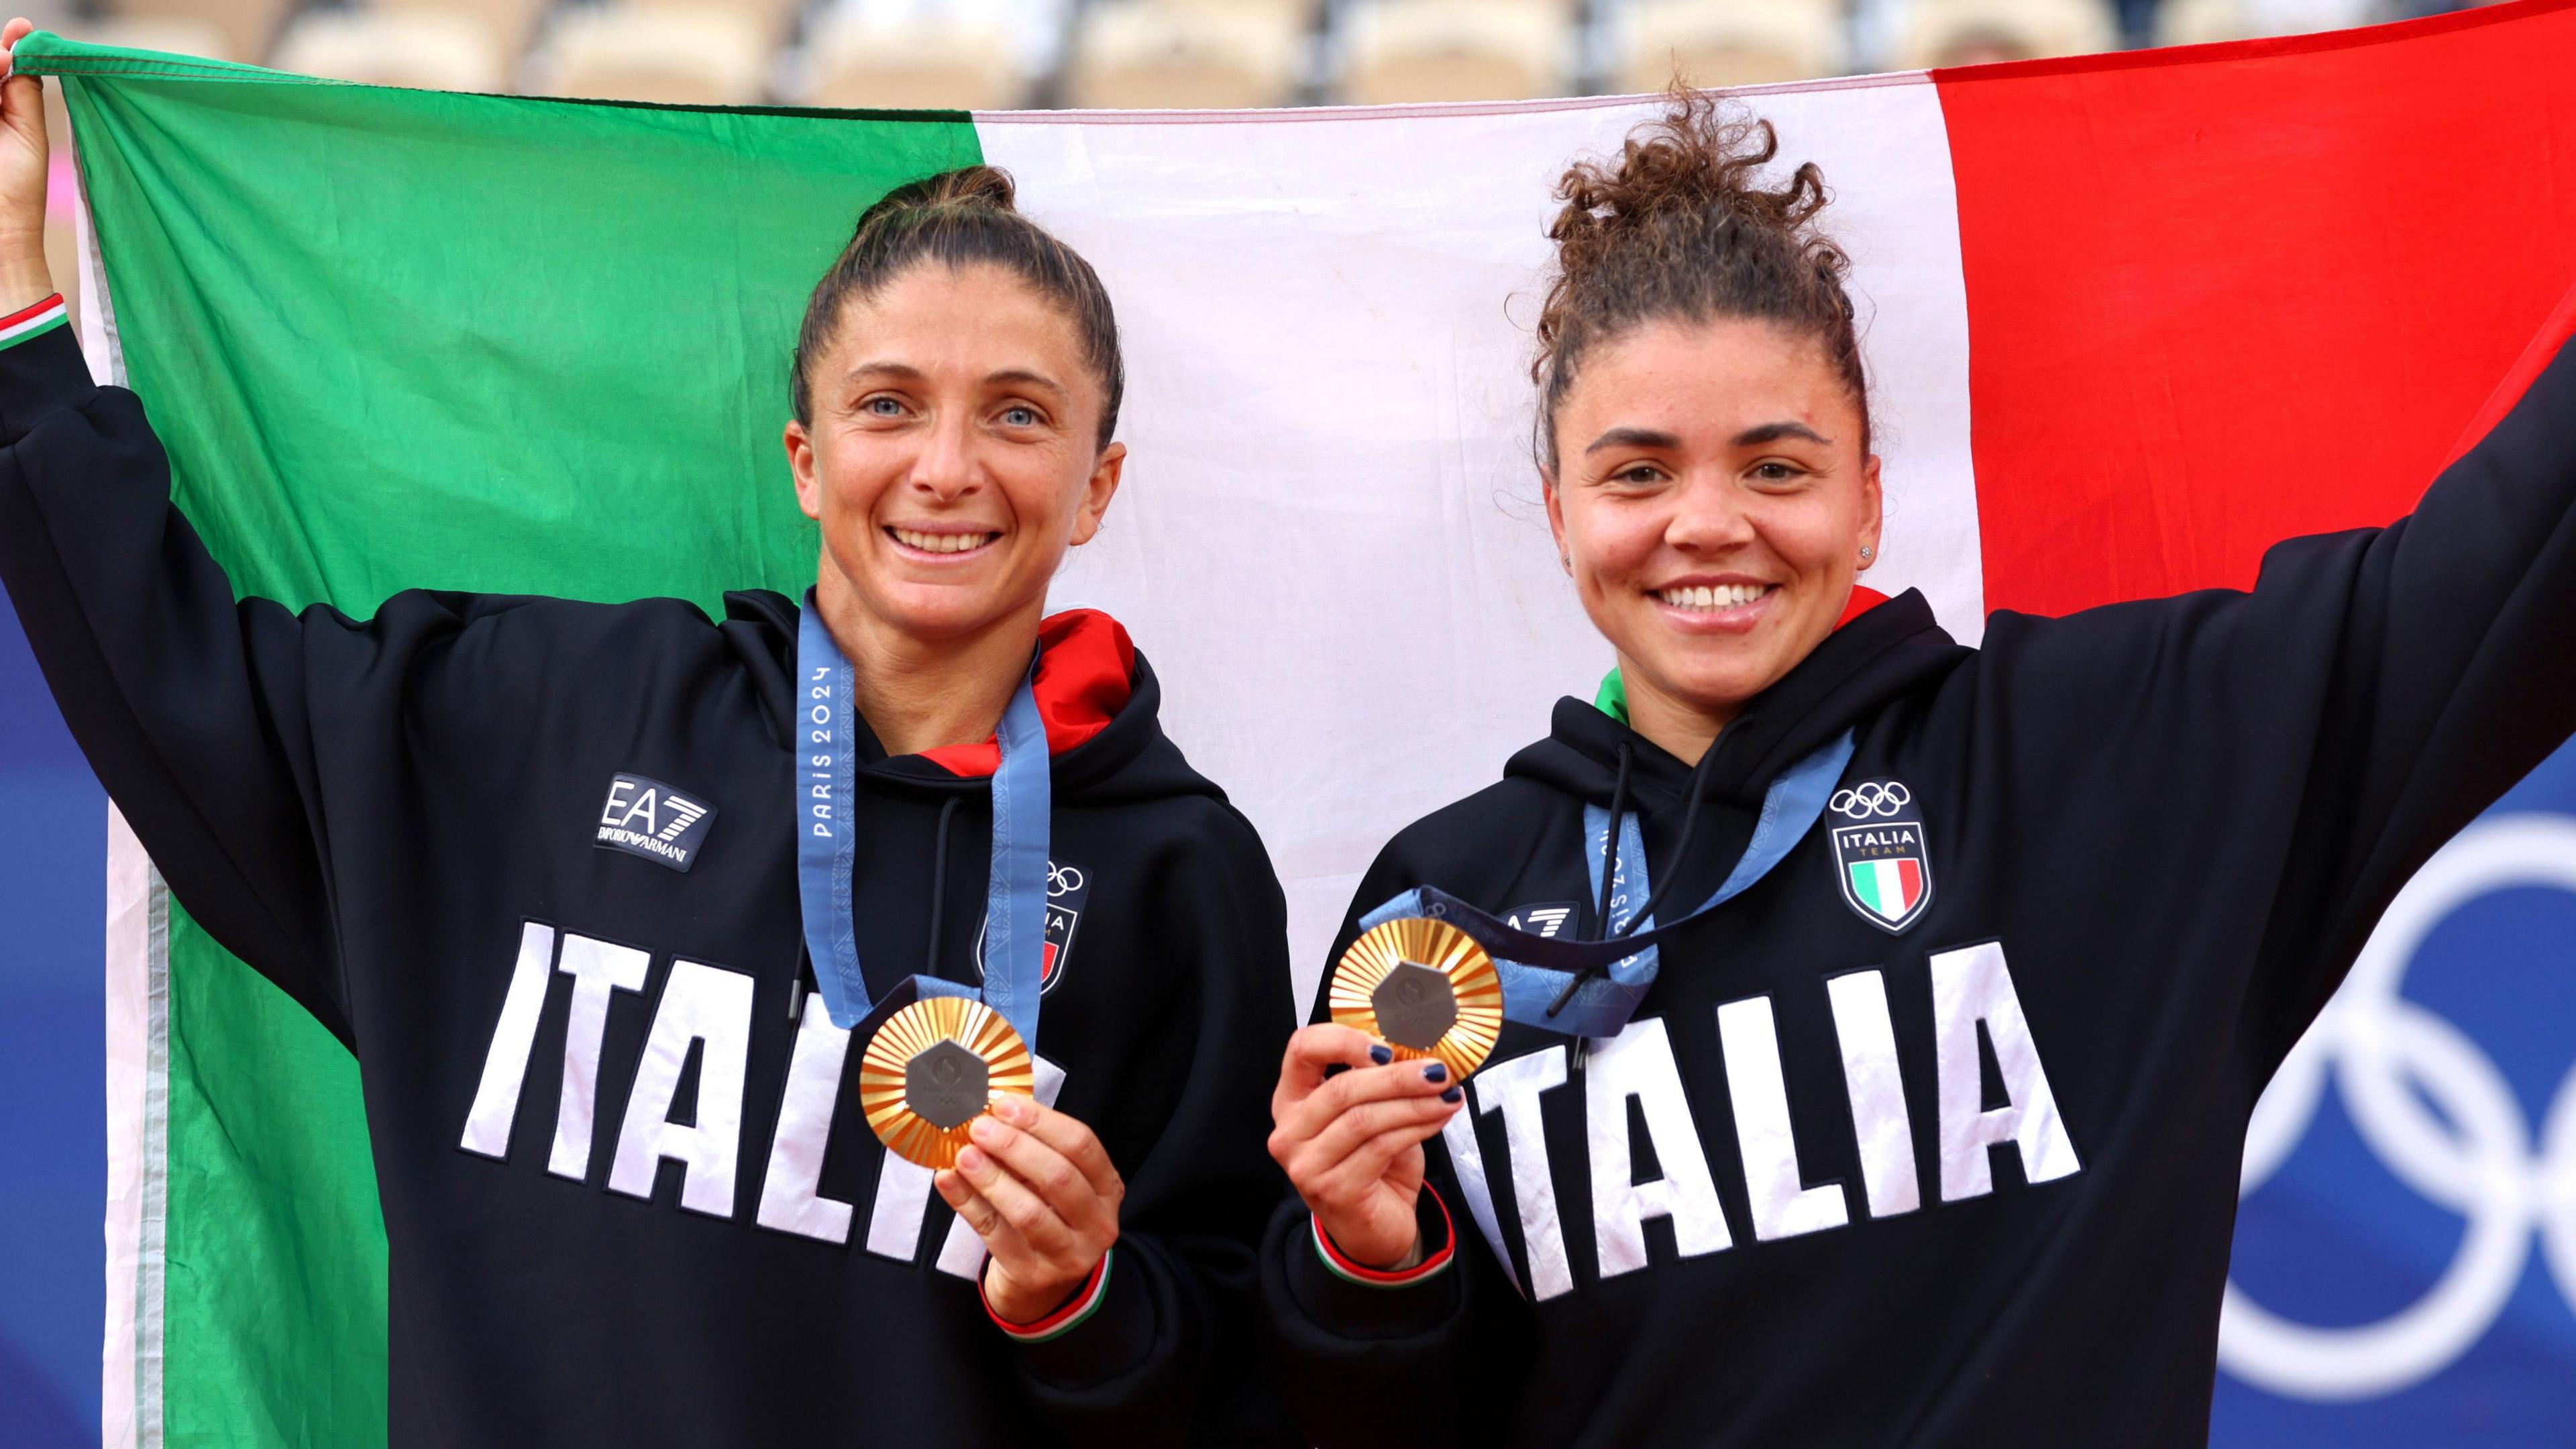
xmin=0 ymin=17 xmax=1294 ymax=1445
xmin=1260 ymin=91 xmax=2576 ymax=1446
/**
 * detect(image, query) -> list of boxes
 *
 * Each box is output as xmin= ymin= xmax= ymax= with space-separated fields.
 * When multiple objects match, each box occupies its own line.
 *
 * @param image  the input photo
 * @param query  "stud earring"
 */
xmin=1859 ymin=545 xmax=1874 ymax=562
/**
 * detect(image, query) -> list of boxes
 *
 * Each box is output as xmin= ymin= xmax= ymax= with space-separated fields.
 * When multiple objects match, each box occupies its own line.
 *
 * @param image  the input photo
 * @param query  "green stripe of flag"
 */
xmin=20 ymin=32 xmax=979 ymax=1441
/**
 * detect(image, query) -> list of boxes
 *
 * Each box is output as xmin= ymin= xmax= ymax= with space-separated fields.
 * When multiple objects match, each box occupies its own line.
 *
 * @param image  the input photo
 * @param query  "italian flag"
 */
xmin=17 ymin=3 xmax=2576 ymax=1440
xmin=1851 ymin=858 xmax=1925 ymax=924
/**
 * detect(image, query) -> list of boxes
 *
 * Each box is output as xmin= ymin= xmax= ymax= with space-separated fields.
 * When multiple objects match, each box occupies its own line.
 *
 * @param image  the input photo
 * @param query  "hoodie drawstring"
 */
xmin=924 ymin=795 xmax=963 ymax=979
xmin=1550 ymin=736 xmax=1723 ymax=1031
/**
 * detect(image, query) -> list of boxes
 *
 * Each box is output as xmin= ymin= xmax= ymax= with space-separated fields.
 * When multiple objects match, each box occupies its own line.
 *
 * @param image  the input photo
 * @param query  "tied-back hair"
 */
xmin=791 ymin=164 xmax=1126 ymax=449
xmin=1534 ymin=90 xmax=1870 ymax=470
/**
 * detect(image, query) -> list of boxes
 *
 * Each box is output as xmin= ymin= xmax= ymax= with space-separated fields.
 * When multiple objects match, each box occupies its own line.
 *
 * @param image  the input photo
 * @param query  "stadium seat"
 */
xmin=621 ymin=0 xmax=808 ymax=46
xmin=96 ymin=0 xmax=290 ymax=63
xmin=64 ymin=14 xmax=233 ymax=62
xmin=1064 ymin=1 xmax=1306 ymax=110
xmin=532 ymin=5 xmax=773 ymax=105
xmin=1890 ymin=0 xmax=2121 ymax=68
xmin=801 ymin=7 xmax=1027 ymax=110
xmin=363 ymin=0 xmax=556 ymax=56
xmin=273 ymin=10 xmax=508 ymax=93
xmin=2155 ymin=0 xmax=2379 ymax=46
xmin=1337 ymin=0 xmax=1572 ymax=105
xmin=1612 ymin=0 xmax=1846 ymax=91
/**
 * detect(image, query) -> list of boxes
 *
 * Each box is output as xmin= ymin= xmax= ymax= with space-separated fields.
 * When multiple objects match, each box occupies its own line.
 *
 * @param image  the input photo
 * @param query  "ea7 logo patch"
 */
xmin=976 ymin=860 xmax=1087 ymax=994
xmin=1829 ymin=780 xmax=1931 ymax=934
xmin=1505 ymin=902 xmax=1579 ymax=938
xmin=595 ymin=773 xmax=717 ymax=873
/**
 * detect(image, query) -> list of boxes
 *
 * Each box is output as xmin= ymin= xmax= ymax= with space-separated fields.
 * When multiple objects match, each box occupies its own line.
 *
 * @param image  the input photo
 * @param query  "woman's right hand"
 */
xmin=0 ymin=17 xmax=54 ymax=310
xmin=1268 ymin=1023 xmax=1466 ymax=1269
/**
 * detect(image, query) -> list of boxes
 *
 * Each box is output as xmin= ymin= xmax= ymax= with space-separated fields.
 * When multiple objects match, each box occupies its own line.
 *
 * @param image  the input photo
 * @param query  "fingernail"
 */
xmin=969 ymin=1116 xmax=1007 ymax=1146
xmin=1421 ymin=1062 xmax=1448 ymax=1083
xmin=957 ymin=1146 xmax=986 ymax=1172
xmin=1368 ymin=1044 xmax=1393 ymax=1065
xmin=996 ymin=1095 xmax=1033 ymax=1125
xmin=1440 ymin=1085 xmax=1463 ymax=1104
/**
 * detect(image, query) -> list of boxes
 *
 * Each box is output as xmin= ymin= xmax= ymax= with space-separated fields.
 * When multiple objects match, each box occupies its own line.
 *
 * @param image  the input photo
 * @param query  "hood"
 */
xmin=722 ymin=592 xmax=1226 ymax=808
xmin=1505 ymin=586 xmax=1970 ymax=814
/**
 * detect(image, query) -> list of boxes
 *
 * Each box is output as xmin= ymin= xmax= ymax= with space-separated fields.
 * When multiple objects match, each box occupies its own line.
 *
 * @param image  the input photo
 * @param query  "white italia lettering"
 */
xmin=548 ymin=933 xmax=651 ymax=1181
xmin=1929 ymin=941 xmax=2082 ymax=1200
xmin=1823 ymin=970 xmax=1921 ymax=1219
xmin=1476 ymin=1046 xmax=1575 ymax=1300
xmin=753 ymin=990 xmax=855 ymax=1243
xmin=458 ymin=922 xmax=557 ymax=1159
xmin=1440 ymin=1104 xmax=1523 ymax=1297
xmin=1713 ymin=998 xmax=1848 ymax=1241
xmin=607 ymin=960 xmax=756 ymax=1217
xmin=1585 ymin=1018 xmax=1733 ymax=1277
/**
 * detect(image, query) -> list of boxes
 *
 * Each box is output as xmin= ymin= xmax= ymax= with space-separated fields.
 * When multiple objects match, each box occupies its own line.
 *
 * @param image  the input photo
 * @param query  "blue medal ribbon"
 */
xmin=1359 ymin=730 xmax=1854 ymax=1040
xmin=794 ymin=594 xmax=1053 ymax=1040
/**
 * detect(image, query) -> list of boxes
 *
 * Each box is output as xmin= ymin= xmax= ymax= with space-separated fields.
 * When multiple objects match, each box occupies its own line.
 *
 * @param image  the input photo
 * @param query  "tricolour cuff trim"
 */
xmin=983 ymin=1249 xmax=1114 ymax=1343
xmin=0 ymin=294 xmax=66 ymax=350
xmin=1311 ymin=1185 xmax=1456 ymax=1288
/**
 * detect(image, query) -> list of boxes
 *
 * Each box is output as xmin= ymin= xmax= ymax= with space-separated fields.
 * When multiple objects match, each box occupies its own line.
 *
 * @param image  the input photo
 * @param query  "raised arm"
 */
xmin=1973 ymin=294 xmax=2576 ymax=1071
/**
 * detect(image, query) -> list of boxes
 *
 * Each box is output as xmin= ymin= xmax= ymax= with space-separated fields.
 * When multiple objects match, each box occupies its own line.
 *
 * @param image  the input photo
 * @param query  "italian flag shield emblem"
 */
xmin=1830 ymin=782 xmax=1935 ymax=934
xmin=1849 ymin=857 xmax=1927 ymax=925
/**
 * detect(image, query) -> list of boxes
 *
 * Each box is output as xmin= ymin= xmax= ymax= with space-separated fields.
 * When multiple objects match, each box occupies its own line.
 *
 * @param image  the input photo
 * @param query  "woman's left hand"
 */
xmin=936 ymin=1094 xmax=1124 ymax=1325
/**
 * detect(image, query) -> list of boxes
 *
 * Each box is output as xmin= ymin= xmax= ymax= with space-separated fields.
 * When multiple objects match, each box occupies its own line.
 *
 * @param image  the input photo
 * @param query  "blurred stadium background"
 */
xmin=3 ymin=1 xmax=2566 ymax=1445
xmin=0 ymin=0 xmax=2519 ymax=113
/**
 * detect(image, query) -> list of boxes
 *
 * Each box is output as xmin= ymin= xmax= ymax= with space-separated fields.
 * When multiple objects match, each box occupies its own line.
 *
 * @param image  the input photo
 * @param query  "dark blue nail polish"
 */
xmin=1421 ymin=1062 xmax=1448 ymax=1083
xmin=1440 ymin=1085 xmax=1463 ymax=1104
xmin=1368 ymin=1044 xmax=1393 ymax=1065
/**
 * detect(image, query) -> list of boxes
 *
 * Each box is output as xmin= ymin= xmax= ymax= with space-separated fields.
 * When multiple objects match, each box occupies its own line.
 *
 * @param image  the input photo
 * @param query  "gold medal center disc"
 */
xmin=859 ymin=996 xmax=1035 ymax=1169
xmin=1330 ymin=917 xmax=1504 ymax=1082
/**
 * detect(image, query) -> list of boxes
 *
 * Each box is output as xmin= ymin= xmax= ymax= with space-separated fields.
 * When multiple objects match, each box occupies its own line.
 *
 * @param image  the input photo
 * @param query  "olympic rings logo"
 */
xmin=1046 ymin=863 xmax=1085 ymax=897
xmin=1829 ymin=781 xmax=1912 ymax=819
xmin=2217 ymin=815 xmax=2576 ymax=1401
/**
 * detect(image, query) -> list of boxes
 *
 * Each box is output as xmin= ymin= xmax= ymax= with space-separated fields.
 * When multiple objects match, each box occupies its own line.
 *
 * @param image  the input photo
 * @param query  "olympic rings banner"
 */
xmin=9 ymin=1 xmax=2576 ymax=1442
xmin=2214 ymin=738 xmax=2576 ymax=1440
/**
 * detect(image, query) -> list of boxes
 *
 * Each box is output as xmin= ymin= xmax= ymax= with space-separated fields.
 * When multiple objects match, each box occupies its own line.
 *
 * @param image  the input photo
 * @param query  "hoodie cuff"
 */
xmin=1312 ymin=1185 xmax=1456 ymax=1288
xmin=0 ymin=301 xmax=94 ymax=445
xmin=1279 ymin=1187 xmax=1462 ymax=1340
xmin=987 ymin=1248 xmax=1159 ymax=1389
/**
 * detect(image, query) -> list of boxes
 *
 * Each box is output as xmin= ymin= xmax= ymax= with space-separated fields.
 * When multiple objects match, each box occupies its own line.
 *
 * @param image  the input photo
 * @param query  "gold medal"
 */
xmin=1330 ymin=916 xmax=1504 ymax=1081
xmin=859 ymin=995 xmax=1035 ymax=1169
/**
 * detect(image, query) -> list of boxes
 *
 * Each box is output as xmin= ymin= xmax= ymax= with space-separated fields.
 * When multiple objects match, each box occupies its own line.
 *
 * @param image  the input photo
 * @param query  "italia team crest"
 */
xmin=975 ymin=859 xmax=1087 ymax=994
xmin=1828 ymin=780 xmax=1933 ymax=934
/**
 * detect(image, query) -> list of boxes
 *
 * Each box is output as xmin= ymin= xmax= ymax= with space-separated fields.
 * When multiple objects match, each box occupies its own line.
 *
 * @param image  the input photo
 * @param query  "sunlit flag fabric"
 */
xmin=17 ymin=3 xmax=2576 ymax=1442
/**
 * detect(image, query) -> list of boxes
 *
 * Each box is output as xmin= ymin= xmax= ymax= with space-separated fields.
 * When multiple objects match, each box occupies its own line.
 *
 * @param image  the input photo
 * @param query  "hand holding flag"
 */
xmin=0 ymin=17 xmax=50 ymax=311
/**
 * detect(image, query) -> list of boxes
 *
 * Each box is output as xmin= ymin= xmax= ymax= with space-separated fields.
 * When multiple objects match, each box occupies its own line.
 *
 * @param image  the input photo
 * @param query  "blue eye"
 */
xmin=1002 ymin=406 xmax=1038 ymax=427
xmin=865 ymin=396 xmax=902 ymax=417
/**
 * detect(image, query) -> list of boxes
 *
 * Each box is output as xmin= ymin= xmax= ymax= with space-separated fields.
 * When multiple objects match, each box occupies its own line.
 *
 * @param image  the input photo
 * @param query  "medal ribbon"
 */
xmin=1360 ymin=730 xmax=1854 ymax=1039
xmin=795 ymin=596 xmax=1053 ymax=1040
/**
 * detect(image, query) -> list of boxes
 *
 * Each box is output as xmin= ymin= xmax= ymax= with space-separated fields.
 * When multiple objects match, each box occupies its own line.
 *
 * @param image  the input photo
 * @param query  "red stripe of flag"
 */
xmin=1935 ymin=0 xmax=2576 ymax=619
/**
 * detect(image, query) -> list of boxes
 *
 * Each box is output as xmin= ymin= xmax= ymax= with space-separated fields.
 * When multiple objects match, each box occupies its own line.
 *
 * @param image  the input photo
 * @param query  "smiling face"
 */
xmin=786 ymin=261 xmax=1123 ymax=649
xmin=1545 ymin=315 xmax=1882 ymax=756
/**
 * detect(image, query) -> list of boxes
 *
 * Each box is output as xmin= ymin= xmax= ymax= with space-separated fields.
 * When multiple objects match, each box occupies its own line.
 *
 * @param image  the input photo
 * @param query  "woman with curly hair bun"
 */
xmin=1261 ymin=91 xmax=2576 ymax=1447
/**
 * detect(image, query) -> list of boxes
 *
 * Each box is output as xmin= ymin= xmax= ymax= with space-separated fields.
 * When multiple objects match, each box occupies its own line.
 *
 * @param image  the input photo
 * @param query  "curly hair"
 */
xmin=1533 ymin=91 xmax=1868 ymax=469
xmin=791 ymin=165 xmax=1124 ymax=449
